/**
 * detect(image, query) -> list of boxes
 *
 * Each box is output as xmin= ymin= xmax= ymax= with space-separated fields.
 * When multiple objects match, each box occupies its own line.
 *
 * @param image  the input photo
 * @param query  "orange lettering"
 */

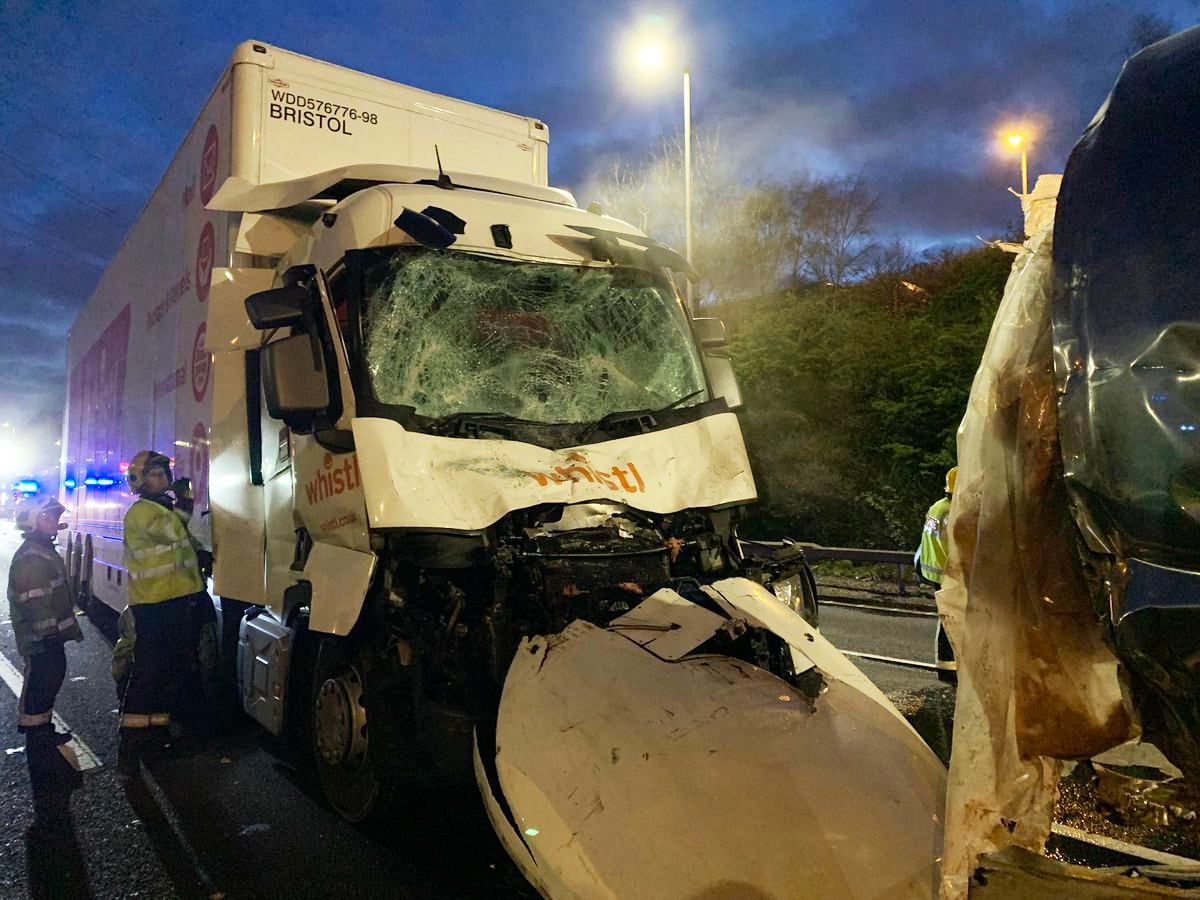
xmin=628 ymin=461 xmax=645 ymax=492
xmin=611 ymin=466 xmax=638 ymax=493
xmin=557 ymin=465 xmax=595 ymax=483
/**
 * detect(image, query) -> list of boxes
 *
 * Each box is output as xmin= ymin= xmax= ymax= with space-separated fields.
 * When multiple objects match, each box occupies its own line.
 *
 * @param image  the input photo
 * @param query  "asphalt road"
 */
xmin=0 ymin=529 xmax=950 ymax=899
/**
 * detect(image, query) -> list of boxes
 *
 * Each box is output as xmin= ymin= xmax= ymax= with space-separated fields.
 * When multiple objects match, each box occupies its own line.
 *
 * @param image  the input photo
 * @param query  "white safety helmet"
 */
xmin=15 ymin=495 xmax=66 ymax=532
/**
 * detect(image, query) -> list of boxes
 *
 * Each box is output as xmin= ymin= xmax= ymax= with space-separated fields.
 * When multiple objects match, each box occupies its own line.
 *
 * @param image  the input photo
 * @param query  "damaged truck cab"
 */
xmin=231 ymin=169 xmax=814 ymax=818
xmin=229 ymin=177 xmax=945 ymax=897
xmin=65 ymin=41 xmax=945 ymax=898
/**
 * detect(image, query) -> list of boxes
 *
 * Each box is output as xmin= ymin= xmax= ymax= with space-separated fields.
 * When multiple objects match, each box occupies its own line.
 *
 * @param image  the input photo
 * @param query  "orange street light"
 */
xmin=1004 ymin=132 xmax=1029 ymax=195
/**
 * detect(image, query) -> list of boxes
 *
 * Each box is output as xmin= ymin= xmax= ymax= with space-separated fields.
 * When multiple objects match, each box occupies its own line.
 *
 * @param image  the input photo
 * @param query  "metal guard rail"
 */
xmin=739 ymin=540 xmax=916 ymax=595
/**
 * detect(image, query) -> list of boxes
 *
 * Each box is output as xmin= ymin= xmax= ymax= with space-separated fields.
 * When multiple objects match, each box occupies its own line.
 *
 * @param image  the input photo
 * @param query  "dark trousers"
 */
xmin=20 ymin=643 xmax=66 ymax=733
xmin=120 ymin=595 xmax=197 ymax=728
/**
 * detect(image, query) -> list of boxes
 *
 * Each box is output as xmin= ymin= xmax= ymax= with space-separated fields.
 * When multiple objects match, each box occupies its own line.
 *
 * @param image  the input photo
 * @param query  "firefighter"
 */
xmin=117 ymin=450 xmax=207 ymax=777
xmin=8 ymin=495 xmax=83 ymax=748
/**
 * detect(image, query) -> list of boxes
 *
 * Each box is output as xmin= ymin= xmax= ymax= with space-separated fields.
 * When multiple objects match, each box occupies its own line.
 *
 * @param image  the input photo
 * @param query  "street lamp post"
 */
xmin=1007 ymin=133 xmax=1029 ymax=195
xmin=682 ymin=68 xmax=693 ymax=315
xmin=626 ymin=26 xmax=696 ymax=315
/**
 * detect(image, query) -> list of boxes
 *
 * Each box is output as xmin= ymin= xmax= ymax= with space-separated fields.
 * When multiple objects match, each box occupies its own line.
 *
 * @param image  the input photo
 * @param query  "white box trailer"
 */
xmin=60 ymin=40 xmax=946 ymax=898
xmin=62 ymin=40 xmax=549 ymax=612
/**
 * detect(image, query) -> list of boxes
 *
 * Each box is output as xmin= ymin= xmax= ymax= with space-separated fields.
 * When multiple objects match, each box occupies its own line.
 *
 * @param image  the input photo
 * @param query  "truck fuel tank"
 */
xmin=238 ymin=609 xmax=293 ymax=736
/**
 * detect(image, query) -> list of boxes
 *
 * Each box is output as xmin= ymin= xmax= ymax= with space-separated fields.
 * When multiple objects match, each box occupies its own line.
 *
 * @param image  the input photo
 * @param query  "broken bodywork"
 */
xmin=228 ymin=167 xmax=948 ymax=897
xmin=1053 ymin=25 xmax=1200 ymax=781
xmin=477 ymin=577 xmax=946 ymax=899
xmin=940 ymin=25 xmax=1200 ymax=899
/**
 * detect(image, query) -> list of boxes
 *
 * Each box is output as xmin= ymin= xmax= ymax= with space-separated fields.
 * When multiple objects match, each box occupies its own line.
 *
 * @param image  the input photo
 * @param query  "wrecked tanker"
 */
xmin=62 ymin=40 xmax=946 ymax=897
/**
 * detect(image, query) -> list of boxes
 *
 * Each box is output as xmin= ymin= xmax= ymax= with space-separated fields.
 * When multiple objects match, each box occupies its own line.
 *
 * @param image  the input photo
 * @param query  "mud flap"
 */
xmin=480 ymin=578 xmax=946 ymax=899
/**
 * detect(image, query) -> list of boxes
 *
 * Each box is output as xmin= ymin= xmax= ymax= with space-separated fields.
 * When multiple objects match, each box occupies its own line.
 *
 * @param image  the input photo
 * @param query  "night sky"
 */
xmin=0 ymin=0 xmax=1196 ymax=471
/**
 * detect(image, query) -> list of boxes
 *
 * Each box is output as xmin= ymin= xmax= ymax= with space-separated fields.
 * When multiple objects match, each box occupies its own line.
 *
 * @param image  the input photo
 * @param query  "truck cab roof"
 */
xmin=275 ymin=175 xmax=657 ymax=276
xmin=210 ymin=163 xmax=575 ymax=213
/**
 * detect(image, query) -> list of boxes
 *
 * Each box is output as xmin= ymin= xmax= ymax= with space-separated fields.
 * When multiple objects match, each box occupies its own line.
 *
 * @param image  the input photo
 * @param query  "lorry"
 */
xmin=63 ymin=41 xmax=946 ymax=897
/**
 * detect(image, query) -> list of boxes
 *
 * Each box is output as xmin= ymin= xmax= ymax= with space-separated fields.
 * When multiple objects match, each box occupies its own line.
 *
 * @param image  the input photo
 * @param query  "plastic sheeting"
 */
xmin=938 ymin=175 xmax=1135 ymax=899
xmin=363 ymin=252 xmax=707 ymax=423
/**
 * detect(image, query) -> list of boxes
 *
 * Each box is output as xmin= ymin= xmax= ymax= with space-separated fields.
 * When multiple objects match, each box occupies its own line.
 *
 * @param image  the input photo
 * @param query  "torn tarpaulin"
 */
xmin=938 ymin=174 xmax=1134 ymax=900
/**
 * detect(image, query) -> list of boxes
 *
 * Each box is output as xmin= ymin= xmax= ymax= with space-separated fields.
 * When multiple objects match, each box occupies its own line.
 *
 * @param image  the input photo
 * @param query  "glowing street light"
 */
xmin=623 ymin=21 xmax=695 ymax=314
xmin=633 ymin=40 xmax=666 ymax=69
xmin=1002 ymin=130 xmax=1030 ymax=196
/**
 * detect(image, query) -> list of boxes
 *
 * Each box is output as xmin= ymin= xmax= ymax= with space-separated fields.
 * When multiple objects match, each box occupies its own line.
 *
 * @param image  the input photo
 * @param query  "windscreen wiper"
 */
xmin=431 ymin=412 xmax=516 ymax=439
xmin=577 ymin=390 xmax=706 ymax=444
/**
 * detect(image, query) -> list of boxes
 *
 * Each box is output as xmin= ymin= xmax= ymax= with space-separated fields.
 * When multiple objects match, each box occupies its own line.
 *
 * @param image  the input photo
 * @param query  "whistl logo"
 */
xmin=528 ymin=452 xmax=646 ymax=494
xmin=305 ymin=452 xmax=363 ymax=504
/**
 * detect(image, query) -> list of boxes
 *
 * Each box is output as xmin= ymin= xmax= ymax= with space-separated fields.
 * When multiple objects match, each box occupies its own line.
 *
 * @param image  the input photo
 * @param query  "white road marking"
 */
xmin=841 ymin=649 xmax=940 ymax=671
xmin=0 ymin=651 xmax=102 ymax=770
xmin=820 ymin=599 xmax=940 ymax=618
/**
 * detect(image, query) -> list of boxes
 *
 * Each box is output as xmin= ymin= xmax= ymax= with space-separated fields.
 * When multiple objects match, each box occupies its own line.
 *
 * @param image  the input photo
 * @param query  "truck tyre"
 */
xmin=311 ymin=634 xmax=404 ymax=823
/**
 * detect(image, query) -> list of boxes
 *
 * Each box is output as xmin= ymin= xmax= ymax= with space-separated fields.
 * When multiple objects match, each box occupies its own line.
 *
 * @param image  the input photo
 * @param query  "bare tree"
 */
xmin=592 ymin=135 xmax=880 ymax=303
xmin=793 ymin=174 xmax=879 ymax=288
xmin=864 ymin=237 xmax=916 ymax=281
xmin=593 ymin=131 xmax=794 ymax=306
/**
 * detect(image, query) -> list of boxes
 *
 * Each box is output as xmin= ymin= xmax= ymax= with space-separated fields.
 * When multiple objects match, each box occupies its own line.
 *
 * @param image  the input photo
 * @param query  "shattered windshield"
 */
xmin=361 ymin=249 xmax=708 ymax=423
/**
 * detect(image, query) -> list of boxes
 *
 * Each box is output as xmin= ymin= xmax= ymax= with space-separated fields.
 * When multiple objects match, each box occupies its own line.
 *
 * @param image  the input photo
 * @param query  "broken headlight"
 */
xmin=770 ymin=572 xmax=819 ymax=628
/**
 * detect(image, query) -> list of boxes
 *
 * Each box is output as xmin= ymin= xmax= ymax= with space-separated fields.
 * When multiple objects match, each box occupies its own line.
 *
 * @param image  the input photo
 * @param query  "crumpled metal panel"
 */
xmin=479 ymin=580 xmax=945 ymax=899
xmin=1051 ymin=24 xmax=1200 ymax=785
xmin=1052 ymin=25 xmax=1200 ymax=574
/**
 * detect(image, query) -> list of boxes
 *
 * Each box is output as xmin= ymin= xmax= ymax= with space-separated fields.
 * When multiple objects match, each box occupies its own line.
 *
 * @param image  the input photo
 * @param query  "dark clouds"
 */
xmin=566 ymin=0 xmax=1199 ymax=241
xmin=0 ymin=0 xmax=1196 ymax=468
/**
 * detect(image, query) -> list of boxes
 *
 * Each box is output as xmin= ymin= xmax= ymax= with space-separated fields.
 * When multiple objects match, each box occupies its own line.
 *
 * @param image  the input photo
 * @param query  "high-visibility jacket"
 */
xmin=123 ymin=498 xmax=204 ymax=605
xmin=8 ymin=533 xmax=83 ymax=657
xmin=917 ymin=496 xmax=952 ymax=585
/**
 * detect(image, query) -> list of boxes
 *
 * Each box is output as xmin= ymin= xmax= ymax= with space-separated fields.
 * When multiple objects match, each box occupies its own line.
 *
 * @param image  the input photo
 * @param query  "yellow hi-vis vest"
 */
xmin=917 ymin=496 xmax=952 ymax=585
xmin=123 ymin=498 xmax=204 ymax=605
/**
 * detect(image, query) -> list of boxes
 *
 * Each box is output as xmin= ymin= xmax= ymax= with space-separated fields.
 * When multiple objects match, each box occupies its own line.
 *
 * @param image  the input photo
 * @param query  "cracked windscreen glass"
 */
xmin=361 ymin=249 xmax=708 ymax=423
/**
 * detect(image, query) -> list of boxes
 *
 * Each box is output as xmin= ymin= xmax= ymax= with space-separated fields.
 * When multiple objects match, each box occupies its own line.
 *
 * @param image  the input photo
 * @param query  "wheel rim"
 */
xmin=314 ymin=667 xmax=368 ymax=769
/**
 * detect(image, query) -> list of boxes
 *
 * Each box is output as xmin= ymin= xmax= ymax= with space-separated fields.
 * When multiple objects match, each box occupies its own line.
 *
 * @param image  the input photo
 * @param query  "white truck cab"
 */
xmin=62 ymin=40 xmax=944 ymax=898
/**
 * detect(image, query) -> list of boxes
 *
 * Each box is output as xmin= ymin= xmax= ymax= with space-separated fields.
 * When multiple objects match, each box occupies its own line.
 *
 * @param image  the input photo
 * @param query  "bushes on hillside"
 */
xmin=727 ymin=246 xmax=1010 ymax=548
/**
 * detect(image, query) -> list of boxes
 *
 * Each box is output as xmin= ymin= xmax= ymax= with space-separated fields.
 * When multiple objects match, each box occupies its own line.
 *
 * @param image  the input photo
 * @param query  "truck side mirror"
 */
xmin=245 ymin=284 xmax=310 ymax=329
xmin=692 ymin=318 xmax=744 ymax=410
xmin=692 ymin=318 xmax=727 ymax=349
xmin=261 ymin=334 xmax=331 ymax=423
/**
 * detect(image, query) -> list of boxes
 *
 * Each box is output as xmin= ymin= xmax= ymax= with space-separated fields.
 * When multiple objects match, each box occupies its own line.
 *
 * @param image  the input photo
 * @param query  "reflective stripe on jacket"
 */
xmin=8 ymin=536 xmax=83 ymax=657
xmin=918 ymin=496 xmax=952 ymax=585
xmin=123 ymin=499 xmax=204 ymax=605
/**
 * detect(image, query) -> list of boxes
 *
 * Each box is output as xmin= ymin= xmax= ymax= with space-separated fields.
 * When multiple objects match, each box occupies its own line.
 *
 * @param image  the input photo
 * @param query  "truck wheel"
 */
xmin=311 ymin=635 xmax=403 ymax=823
